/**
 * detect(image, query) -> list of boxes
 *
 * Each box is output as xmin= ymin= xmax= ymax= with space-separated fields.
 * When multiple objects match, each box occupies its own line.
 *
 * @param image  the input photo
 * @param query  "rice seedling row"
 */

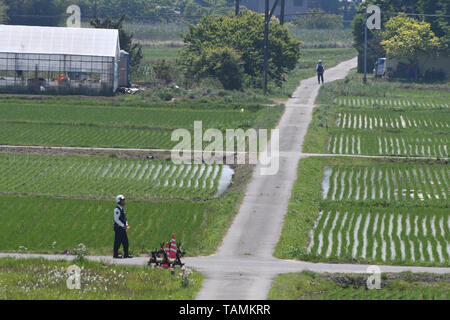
xmin=0 ymin=122 xmax=177 ymax=149
xmin=0 ymin=101 xmax=258 ymax=130
xmin=335 ymin=97 xmax=450 ymax=110
xmin=307 ymin=208 xmax=450 ymax=265
xmin=323 ymin=165 xmax=449 ymax=201
xmin=0 ymin=153 xmax=229 ymax=199
xmin=336 ymin=111 xmax=449 ymax=131
xmin=328 ymin=133 xmax=449 ymax=157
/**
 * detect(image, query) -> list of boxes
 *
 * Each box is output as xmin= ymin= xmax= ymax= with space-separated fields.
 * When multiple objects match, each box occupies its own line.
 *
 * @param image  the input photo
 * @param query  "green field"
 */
xmin=269 ymin=271 xmax=450 ymax=300
xmin=274 ymin=156 xmax=450 ymax=267
xmin=308 ymin=207 xmax=449 ymax=265
xmin=0 ymin=190 xmax=244 ymax=256
xmin=328 ymin=133 xmax=448 ymax=157
xmin=323 ymin=164 xmax=449 ymax=202
xmin=141 ymin=47 xmax=181 ymax=63
xmin=303 ymin=73 xmax=450 ymax=155
xmin=336 ymin=96 xmax=450 ymax=109
xmin=0 ymin=153 xmax=231 ymax=200
xmin=288 ymin=28 xmax=353 ymax=48
xmin=0 ymin=96 xmax=282 ymax=149
xmin=0 ymin=258 xmax=202 ymax=299
xmin=124 ymin=23 xmax=186 ymax=43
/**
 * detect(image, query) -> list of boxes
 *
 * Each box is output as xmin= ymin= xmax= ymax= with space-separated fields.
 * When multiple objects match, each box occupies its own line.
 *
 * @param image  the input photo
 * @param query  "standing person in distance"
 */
xmin=113 ymin=195 xmax=133 ymax=259
xmin=316 ymin=60 xmax=325 ymax=85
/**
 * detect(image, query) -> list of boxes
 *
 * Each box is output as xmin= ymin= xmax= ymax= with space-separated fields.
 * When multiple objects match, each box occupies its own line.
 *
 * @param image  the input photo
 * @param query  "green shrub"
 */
xmin=157 ymin=88 xmax=174 ymax=101
xmin=192 ymin=47 xmax=244 ymax=90
xmin=153 ymin=59 xmax=176 ymax=84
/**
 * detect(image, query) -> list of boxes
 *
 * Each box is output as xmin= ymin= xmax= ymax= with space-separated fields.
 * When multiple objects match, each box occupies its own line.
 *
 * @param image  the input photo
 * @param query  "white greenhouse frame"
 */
xmin=0 ymin=25 xmax=120 ymax=95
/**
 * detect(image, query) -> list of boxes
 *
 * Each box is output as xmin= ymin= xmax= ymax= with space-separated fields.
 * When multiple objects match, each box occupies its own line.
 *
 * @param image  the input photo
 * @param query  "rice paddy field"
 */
xmin=307 ymin=207 xmax=449 ymax=265
xmin=328 ymin=104 xmax=449 ymax=157
xmin=302 ymin=74 xmax=450 ymax=157
xmin=275 ymin=156 xmax=450 ymax=267
xmin=0 ymin=153 xmax=233 ymax=200
xmin=335 ymin=96 xmax=450 ymax=110
xmin=0 ymin=96 xmax=281 ymax=149
xmin=0 ymin=94 xmax=256 ymax=256
xmin=0 ymin=192 xmax=245 ymax=256
xmin=269 ymin=271 xmax=450 ymax=300
xmin=0 ymin=148 xmax=248 ymax=256
xmin=323 ymin=164 xmax=449 ymax=202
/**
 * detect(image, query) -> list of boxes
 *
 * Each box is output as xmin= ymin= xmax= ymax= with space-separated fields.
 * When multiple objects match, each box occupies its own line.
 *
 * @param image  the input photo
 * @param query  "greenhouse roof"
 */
xmin=0 ymin=25 xmax=119 ymax=57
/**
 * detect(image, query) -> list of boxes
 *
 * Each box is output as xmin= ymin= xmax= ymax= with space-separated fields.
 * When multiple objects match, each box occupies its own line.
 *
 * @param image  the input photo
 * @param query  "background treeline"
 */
xmin=352 ymin=0 xmax=449 ymax=73
xmin=0 ymin=0 xmax=366 ymax=26
xmin=1 ymin=0 xmax=233 ymax=25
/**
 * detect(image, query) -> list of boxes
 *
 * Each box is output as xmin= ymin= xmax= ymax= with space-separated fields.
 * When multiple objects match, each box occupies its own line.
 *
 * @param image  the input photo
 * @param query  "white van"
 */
xmin=373 ymin=58 xmax=387 ymax=77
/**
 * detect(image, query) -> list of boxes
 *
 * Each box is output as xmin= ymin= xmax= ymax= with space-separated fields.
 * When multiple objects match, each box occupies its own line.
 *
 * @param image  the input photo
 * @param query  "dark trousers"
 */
xmin=318 ymin=72 xmax=324 ymax=84
xmin=113 ymin=225 xmax=129 ymax=256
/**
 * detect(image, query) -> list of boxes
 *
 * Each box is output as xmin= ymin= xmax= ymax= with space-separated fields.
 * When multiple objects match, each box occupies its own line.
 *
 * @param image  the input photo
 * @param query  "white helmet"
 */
xmin=318 ymin=60 xmax=322 ymax=63
xmin=115 ymin=195 xmax=125 ymax=203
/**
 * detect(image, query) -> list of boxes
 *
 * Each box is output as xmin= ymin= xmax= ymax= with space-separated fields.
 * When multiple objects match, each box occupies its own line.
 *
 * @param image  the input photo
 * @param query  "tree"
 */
xmin=0 ymin=0 xmax=8 ymax=23
xmin=153 ymin=59 xmax=176 ymax=85
xmin=292 ymin=8 xmax=344 ymax=30
xmin=73 ymin=1 xmax=231 ymax=23
xmin=352 ymin=5 xmax=385 ymax=73
xmin=191 ymin=46 xmax=244 ymax=90
xmin=5 ymin=0 xmax=68 ymax=26
xmin=381 ymin=15 xmax=441 ymax=66
xmin=178 ymin=10 xmax=301 ymax=89
xmin=352 ymin=0 xmax=449 ymax=73
xmin=90 ymin=15 xmax=143 ymax=72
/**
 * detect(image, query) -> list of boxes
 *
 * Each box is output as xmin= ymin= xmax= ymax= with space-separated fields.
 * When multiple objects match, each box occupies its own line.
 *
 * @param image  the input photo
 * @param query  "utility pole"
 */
xmin=264 ymin=0 xmax=269 ymax=94
xmin=280 ymin=0 xmax=285 ymax=25
xmin=235 ymin=0 xmax=240 ymax=16
xmin=263 ymin=0 xmax=281 ymax=94
xmin=363 ymin=12 xmax=368 ymax=84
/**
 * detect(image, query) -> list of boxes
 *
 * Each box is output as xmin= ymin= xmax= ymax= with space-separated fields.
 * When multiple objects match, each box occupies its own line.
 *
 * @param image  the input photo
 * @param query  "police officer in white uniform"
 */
xmin=113 ymin=195 xmax=133 ymax=259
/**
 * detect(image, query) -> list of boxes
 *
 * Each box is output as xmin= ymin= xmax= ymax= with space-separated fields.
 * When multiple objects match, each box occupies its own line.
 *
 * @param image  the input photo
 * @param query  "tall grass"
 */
xmin=269 ymin=271 xmax=450 ymax=300
xmin=124 ymin=23 xmax=187 ymax=43
xmin=0 ymin=258 xmax=203 ymax=299
xmin=288 ymin=27 xmax=354 ymax=48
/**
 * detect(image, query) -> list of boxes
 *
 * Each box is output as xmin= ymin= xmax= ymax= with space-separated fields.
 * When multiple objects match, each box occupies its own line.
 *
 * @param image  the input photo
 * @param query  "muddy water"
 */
xmin=322 ymin=166 xmax=332 ymax=199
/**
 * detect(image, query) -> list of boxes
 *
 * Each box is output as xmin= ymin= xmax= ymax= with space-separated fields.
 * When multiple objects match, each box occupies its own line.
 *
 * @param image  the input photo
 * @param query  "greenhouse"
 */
xmin=0 ymin=25 xmax=120 ymax=95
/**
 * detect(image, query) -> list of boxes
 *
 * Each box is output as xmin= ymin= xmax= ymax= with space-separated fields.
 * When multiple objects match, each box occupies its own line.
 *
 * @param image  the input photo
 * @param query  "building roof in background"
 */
xmin=0 ymin=25 xmax=119 ymax=57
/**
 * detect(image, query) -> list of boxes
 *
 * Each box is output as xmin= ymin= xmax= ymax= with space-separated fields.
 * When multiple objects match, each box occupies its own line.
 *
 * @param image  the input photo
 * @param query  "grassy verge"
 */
xmin=0 ymin=258 xmax=202 ymax=299
xmin=268 ymin=271 xmax=450 ymax=300
xmin=288 ymin=27 xmax=353 ymax=49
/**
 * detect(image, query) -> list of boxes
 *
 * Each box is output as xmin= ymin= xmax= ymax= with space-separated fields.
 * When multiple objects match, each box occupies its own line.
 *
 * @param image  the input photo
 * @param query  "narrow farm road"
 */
xmin=191 ymin=57 xmax=360 ymax=300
